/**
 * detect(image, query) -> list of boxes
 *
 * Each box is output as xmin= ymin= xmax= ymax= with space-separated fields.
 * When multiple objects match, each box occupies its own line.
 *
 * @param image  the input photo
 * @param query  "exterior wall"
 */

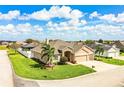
xmin=75 ymin=49 xmax=88 ymax=56
xmin=89 ymin=54 xmax=94 ymax=60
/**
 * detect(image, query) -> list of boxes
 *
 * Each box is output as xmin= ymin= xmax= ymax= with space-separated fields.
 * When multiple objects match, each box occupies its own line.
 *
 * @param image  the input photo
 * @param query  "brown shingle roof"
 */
xmin=31 ymin=40 xmax=93 ymax=54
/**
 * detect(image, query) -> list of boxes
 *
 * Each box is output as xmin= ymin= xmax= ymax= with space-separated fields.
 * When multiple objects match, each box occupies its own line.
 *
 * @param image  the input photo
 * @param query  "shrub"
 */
xmin=58 ymin=56 xmax=68 ymax=65
xmin=96 ymin=58 xmax=101 ymax=61
xmin=94 ymin=58 xmax=97 ymax=60
xmin=71 ymin=60 xmax=77 ymax=64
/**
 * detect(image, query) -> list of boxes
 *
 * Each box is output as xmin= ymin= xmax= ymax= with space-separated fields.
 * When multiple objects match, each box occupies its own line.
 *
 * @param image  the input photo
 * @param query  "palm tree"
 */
xmin=95 ymin=45 xmax=104 ymax=57
xmin=41 ymin=43 xmax=55 ymax=66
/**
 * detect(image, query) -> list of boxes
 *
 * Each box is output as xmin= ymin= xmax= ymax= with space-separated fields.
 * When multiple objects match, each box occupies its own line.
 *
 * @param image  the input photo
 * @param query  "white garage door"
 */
xmin=75 ymin=56 xmax=87 ymax=63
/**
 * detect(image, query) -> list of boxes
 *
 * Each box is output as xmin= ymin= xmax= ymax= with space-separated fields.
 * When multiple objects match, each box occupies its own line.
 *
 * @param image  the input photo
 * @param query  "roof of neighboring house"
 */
xmin=87 ymin=43 xmax=119 ymax=51
xmin=31 ymin=39 xmax=93 ymax=55
xmin=21 ymin=43 xmax=39 ymax=48
xmin=109 ymin=41 xmax=124 ymax=50
xmin=114 ymin=41 xmax=124 ymax=46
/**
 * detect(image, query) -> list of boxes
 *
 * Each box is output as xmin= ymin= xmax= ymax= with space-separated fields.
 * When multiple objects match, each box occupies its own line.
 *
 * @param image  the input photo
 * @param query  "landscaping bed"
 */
xmin=8 ymin=49 xmax=95 ymax=80
xmin=95 ymin=56 xmax=124 ymax=65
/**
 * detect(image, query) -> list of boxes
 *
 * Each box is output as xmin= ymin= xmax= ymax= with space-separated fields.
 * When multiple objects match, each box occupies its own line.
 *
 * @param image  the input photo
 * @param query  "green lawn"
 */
xmin=0 ymin=45 xmax=7 ymax=50
xmin=120 ymin=52 xmax=124 ymax=56
xmin=95 ymin=56 xmax=124 ymax=65
xmin=8 ymin=49 xmax=95 ymax=80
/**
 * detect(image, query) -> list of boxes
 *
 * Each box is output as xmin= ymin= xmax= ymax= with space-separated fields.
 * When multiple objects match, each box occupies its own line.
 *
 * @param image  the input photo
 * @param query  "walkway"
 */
xmin=78 ymin=61 xmax=119 ymax=72
xmin=0 ymin=50 xmax=14 ymax=87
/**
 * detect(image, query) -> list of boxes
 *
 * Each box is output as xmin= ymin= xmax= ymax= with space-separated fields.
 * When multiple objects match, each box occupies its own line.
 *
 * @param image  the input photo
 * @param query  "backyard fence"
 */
xmin=17 ymin=48 xmax=33 ymax=58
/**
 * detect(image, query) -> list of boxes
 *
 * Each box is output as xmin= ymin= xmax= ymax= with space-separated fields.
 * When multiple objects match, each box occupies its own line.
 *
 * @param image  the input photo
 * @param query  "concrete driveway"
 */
xmin=78 ymin=61 xmax=120 ymax=72
xmin=0 ymin=50 xmax=14 ymax=87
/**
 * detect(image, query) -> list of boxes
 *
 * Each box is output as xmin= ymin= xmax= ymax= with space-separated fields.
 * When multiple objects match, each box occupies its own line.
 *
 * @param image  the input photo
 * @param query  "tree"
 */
xmin=25 ymin=39 xmax=33 ymax=43
xmin=41 ymin=43 xmax=55 ymax=67
xmin=98 ymin=39 xmax=103 ymax=43
xmin=10 ymin=42 xmax=20 ymax=53
xmin=85 ymin=40 xmax=95 ymax=44
xmin=95 ymin=45 xmax=104 ymax=57
xmin=104 ymin=40 xmax=112 ymax=44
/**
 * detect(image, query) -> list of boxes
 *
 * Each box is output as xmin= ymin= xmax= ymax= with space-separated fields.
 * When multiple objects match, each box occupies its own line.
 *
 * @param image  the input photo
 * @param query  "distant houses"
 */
xmin=113 ymin=41 xmax=124 ymax=52
xmin=18 ymin=42 xmax=39 ymax=58
xmin=87 ymin=42 xmax=120 ymax=58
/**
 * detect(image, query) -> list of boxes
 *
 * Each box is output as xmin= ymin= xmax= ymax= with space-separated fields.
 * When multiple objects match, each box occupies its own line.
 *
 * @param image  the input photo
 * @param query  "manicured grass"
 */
xmin=0 ymin=45 xmax=7 ymax=50
xmin=95 ymin=56 xmax=124 ymax=65
xmin=8 ymin=49 xmax=95 ymax=80
xmin=120 ymin=52 xmax=124 ymax=56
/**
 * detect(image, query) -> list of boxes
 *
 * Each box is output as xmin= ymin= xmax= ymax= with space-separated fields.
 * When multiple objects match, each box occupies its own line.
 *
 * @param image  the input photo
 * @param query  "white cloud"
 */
xmin=70 ymin=9 xmax=83 ymax=19
xmin=90 ymin=11 xmax=124 ymax=23
xmin=82 ymin=24 xmax=124 ymax=36
xmin=0 ymin=23 xmax=43 ymax=35
xmin=0 ymin=6 xmax=84 ymax=21
xmin=18 ymin=6 xmax=84 ymax=21
xmin=90 ymin=11 xmax=100 ymax=19
xmin=34 ymin=25 xmax=43 ymax=32
xmin=49 ymin=6 xmax=72 ymax=19
xmin=31 ymin=8 xmax=51 ymax=20
xmin=46 ymin=19 xmax=87 ymax=32
xmin=99 ymin=14 xmax=116 ymax=21
xmin=0 ymin=10 xmax=20 ymax=20
xmin=81 ymin=20 xmax=87 ymax=25
xmin=115 ymin=12 xmax=124 ymax=23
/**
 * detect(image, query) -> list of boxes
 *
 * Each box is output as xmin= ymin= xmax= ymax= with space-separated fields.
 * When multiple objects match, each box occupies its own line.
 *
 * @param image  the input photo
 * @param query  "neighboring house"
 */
xmin=113 ymin=41 xmax=124 ymax=51
xmin=18 ymin=43 xmax=39 ymax=58
xmin=1 ymin=42 xmax=9 ymax=45
xmin=31 ymin=40 xmax=94 ymax=63
xmin=87 ymin=43 xmax=120 ymax=57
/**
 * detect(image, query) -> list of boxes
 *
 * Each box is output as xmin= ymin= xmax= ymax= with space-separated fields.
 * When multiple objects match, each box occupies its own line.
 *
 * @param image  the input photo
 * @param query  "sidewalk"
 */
xmin=0 ymin=50 xmax=14 ymax=87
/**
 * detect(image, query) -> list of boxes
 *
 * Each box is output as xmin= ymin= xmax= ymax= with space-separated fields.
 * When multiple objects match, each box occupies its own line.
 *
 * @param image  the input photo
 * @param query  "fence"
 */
xmin=17 ymin=48 xmax=33 ymax=58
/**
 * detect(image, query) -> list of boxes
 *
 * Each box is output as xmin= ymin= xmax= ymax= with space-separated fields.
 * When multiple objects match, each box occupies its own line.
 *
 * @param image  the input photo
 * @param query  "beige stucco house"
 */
xmin=31 ymin=40 xmax=94 ymax=63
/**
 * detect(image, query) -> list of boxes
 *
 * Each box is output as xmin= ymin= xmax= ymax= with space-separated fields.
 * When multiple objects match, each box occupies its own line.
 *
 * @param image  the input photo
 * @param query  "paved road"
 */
xmin=36 ymin=66 xmax=124 ymax=87
xmin=0 ymin=50 xmax=14 ymax=87
xmin=78 ymin=61 xmax=120 ymax=72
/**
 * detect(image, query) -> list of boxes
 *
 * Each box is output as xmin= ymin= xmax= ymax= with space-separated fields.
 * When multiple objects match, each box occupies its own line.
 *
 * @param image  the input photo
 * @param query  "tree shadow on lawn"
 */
xmin=30 ymin=64 xmax=43 ymax=68
xmin=30 ymin=58 xmax=46 ymax=69
xmin=8 ymin=53 xmax=17 ymax=55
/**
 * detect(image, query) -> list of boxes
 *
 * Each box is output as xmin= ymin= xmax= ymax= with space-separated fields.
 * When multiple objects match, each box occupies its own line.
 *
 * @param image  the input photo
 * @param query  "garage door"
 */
xmin=75 ymin=55 xmax=87 ymax=63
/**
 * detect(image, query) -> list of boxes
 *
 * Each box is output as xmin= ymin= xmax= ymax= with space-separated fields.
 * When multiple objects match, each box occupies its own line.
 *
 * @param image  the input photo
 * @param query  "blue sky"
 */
xmin=0 ymin=5 xmax=124 ymax=41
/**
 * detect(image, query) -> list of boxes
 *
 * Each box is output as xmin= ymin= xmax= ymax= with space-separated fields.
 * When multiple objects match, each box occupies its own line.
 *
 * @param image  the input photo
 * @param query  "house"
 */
xmin=87 ymin=43 xmax=120 ymax=57
xmin=31 ymin=40 xmax=94 ymax=63
xmin=1 ymin=41 xmax=9 ymax=45
xmin=18 ymin=43 xmax=39 ymax=58
xmin=113 ymin=41 xmax=124 ymax=52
